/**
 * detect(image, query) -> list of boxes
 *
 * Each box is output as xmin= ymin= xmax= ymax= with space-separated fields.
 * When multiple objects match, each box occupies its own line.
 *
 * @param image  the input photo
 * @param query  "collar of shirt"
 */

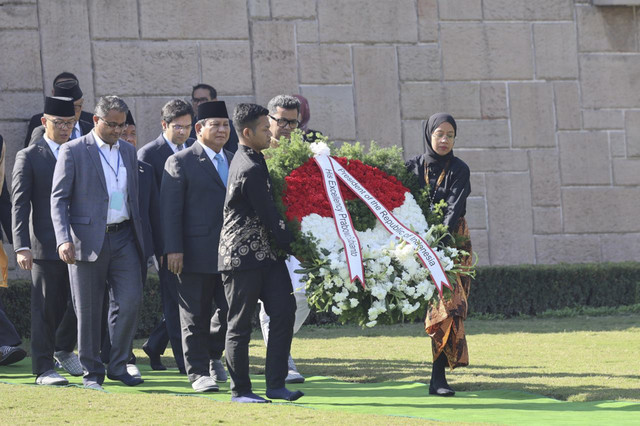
xmin=43 ymin=135 xmax=62 ymax=159
xmin=74 ymin=121 xmax=81 ymax=134
xmin=93 ymin=130 xmax=120 ymax=152
xmin=163 ymin=134 xmax=184 ymax=154
xmin=197 ymin=140 xmax=224 ymax=164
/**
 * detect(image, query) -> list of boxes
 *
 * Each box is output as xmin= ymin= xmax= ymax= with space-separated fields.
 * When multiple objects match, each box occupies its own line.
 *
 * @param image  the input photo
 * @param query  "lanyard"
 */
xmin=98 ymin=146 xmax=121 ymax=183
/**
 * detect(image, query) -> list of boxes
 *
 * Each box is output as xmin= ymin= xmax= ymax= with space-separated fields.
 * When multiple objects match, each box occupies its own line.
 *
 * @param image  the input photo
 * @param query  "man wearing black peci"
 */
xmin=218 ymin=103 xmax=303 ymax=403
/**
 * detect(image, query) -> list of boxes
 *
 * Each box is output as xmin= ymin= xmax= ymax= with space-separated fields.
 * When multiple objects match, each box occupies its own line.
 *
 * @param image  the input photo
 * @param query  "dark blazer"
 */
xmin=161 ymin=142 xmax=233 ymax=274
xmin=138 ymin=160 xmax=162 ymax=259
xmin=11 ymin=138 xmax=60 ymax=259
xmin=0 ymin=136 xmax=12 ymax=244
xmin=137 ymin=134 xmax=194 ymax=190
xmin=190 ymin=120 xmax=239 ymax=154
xmin=50 ymin=132 xmax=145 ymax=262
xmin=25 ymin=112 xmax=94 ymax=147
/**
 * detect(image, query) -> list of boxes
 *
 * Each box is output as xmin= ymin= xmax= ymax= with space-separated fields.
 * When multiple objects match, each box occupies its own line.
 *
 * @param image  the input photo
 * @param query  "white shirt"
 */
xmin=43 ymin=135 xmax=62 ymax=160
xmin=197 ymin=140 xmax=226 ymax=171
xmin=164 ymin=134 xmax=186 ymax=154
xmin=94 ymin=131 xmax=129 ymax=224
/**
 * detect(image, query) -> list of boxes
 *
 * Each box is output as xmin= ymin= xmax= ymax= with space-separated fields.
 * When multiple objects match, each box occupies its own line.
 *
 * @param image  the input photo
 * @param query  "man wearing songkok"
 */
xmin=137 ymin=99 xmax=194 ymax=373
xmin=189 ymin=84 xmax=239 ymax=153
xmin=51 ymin=96 xmax=145 ymax=390
xmin=218 ymin=103 xmax=303 ymax=403
xmin=161 ymin=101 xmax=232 ymax=392
xmin=12 ymin=97 xmax=84 ymax=385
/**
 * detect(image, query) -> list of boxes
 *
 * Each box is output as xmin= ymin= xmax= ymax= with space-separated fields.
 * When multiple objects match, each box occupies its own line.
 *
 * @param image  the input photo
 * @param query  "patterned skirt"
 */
xmin=425 ymin=217 xmax=472 ymax=369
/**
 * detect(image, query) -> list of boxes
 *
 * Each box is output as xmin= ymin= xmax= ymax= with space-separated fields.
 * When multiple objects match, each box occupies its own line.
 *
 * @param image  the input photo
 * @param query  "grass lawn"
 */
xmin=1 ymin=313 xmax=638 ymax=424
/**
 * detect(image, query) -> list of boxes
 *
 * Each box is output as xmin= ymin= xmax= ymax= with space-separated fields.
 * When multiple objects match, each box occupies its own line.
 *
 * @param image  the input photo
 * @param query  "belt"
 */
xmin=105 ymin=220 xmax=130 ymax=233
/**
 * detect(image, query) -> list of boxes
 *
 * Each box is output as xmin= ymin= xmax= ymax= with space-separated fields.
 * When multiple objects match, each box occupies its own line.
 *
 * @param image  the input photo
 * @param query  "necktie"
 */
xmin=215 ymin=153 xmax=228 ymax=187
xmin=176 ymin=143 xmax=184 ymax=152
xmin=71 ymin=127 xmax=79 ymax=140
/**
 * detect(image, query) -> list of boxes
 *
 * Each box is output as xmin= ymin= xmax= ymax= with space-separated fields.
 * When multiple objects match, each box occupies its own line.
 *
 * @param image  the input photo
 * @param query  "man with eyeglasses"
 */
xmin=136 ymin=99 xmax=194 ymax=374
xmin=51 ymin=96 xmax=146 ymax=390
xmin=261 ymin=95 xmax=310 ymax=384
xmin=189 ymin=84 xmax=238 ymax=153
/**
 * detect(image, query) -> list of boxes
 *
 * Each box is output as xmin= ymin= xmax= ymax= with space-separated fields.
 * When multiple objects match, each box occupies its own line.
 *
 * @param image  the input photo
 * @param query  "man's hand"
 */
xmin=167 ymin=253 xmax=183 ymax=276
xmin=58 ymin=242 xmax=76 ymax=264
xmin=16 ymin=250 xmax=33 ymax=270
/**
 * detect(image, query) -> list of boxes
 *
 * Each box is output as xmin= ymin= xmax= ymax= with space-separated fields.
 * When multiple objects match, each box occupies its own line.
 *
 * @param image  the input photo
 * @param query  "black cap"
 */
xmin=53 ymin=80 xmax=83 ymax=101
xmin=44 ymin=96 xmax=75 ymax=117
xmin=197 ymin=101 xmax=228 ymax=120
xmin=126 ymin=110 xmax=135 ymax=126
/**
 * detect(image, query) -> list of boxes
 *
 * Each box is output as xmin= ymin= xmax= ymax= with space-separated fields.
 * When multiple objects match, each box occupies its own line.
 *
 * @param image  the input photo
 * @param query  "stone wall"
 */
xmin=1 ymin=0 xmax=639 ymax=274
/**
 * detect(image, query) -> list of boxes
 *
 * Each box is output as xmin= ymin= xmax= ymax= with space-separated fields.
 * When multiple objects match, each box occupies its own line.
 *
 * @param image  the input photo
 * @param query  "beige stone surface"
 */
xmin=485 ymin=173 xmax=536 ymax=265
xmin=562 ymin=187 xmax=640 ymax=233
xmin=353 ymin=46 xmax=401 ymax=148
xmin=624 ymin=110 xmax=640 ymax=157
xmin=528 ymin=150 xmax=561 ymax=206
xmin=400 ymin=83 xmax=481 ymax=120
xmin=601 ymin=233 xmax=640 ymax=262
xmin=582 ymin=109 xmax=624 ymax=130
xmin=133 ymin=96 xmax=179 ymax=149
xmin=300 ymin=85 xmax=356 ymax=141
xmin=441 ymin=23 xmax=533 ymax=80
xmin=469 ymin=229 xmax=490 ymax=266
xmin=456 ymin=149 xmax=529 ymax=172
xmin=438 ymin=0 xmax=482 ymax=20
xmin=201 ymin=41 xmax=253 ymax=95
xmin=0 ymin=4 xmax=36 ymax=28
xmin=533 ymin=23 xmax=578 ymax=79
xmin=401 ymin=120 xmax=426 ymax=160
xmin=484 ymin=0 xmax=573 ymax=20
xmin=535 ymin=235 xmax=602 ymax=264
xmin=139 ymin=0 xmax=248 ymax=39
xmin=480 ymin=84 xmax=507 ymax=119
xmin=0 ymin=30 xmax=41 ymax=91
xmin=559 ymin=132 xmax=611 ymax=185
xmin=466 ymin=197 xmax=487 ymax=230
xmin=296 ymin=21 xmax=318 ymax=43
xmin=298 ymin=45 xmax=352 ymax=84
xmin=533 ymin=207 xmax=563 ymax=235
xmin=271 ymin=0 xmax=316 ymax=19
xmin=88 ymin=0 xmax=138 ymax=39
xmin=0 ymin=121 xmax=32 ymax=186
xmin=609 ymin=132 xmax=627 ymax=158
xmin=580 ymin=54 xmax=640 ymax=108
xmin=612 ymin=158 xmax=640 ymax=185
xmin=251 ymin=21 xmax=298 ymax=106
xmin=509 ymin=83 xmax=555 ymax=148
xmin=554 ymin=82 xmax=582 ymax=131
xmin=576 ymin=5 xmax=636 ymax=52
xmin=417 ymin=0 xmax=438 ymax=42
xmin=469 ymin=173 xmax=485 ymax=197
xmin=318 ymin=0 xmax=417 ymax=43
xmin=0 ymin=91 xmax=43 ymax=120
xmin=455 ymin=120 xmax=510 ymax=149
xmin=398 ymin=45 xmax=440 ymax=82
xmin=220 ymin=95 xmax=257 ymax=120
xmin=248 ymin=0 xmax=270 ymax=18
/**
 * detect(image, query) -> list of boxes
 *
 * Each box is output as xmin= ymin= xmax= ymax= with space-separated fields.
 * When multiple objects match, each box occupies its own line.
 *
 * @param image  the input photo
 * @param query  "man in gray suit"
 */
xmin=161 ymin=101 xmax=232 ymax=392
xmin=12 ymin=97 xmax=83 ymax=385
xmin=51 ymin=96 xmax=145 ymax=390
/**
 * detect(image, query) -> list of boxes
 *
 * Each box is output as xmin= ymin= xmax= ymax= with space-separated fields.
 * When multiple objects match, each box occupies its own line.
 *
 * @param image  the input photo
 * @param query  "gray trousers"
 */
xmin=68 ymin=226 xmax=142 ymax=385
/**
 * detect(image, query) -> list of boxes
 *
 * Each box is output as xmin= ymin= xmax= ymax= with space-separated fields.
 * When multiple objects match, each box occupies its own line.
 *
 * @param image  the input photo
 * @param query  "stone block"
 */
xmin=528 ymin=150 xmax=561 ymax=206
xmin=466 ymin=197 xmax=487 ymax=230
xmin=480 ymin=83 xmax=507 ymax=119
xmin=624 ymin=110 xmax=640 ymax=157
xmin=271 ymin=0 xmax=316 ymax=18
xmin=401 ymin=120 xmax=426 ymax=160
xmin=455 ymin=120 xmax=510 ymax=149
xmin=0 ymin=30 xmax=41 ymax=91
xmin=248 ymin=0 xmax=270 ymax=18
xmin=298 ymin=45 xmax=352 ymax=84
xmin=554 ymin=82 xmax=582 ymax=131
xmin=139 ymin=0 xmax=248 ymax=39
xmin=201 ymin=41 xmax=253 ymax=95
xmin=485 ymin=173 xmax=536 ymax=265
xmin=400 ymin=83 xmax=481 ymax=120
xmin=533 ymin=207 xmax=563 ymax=235
xmin=353 ymin=46 xmax=401 ymax=148
xmin=559 ymin=132 xmax=611 ymax=185
xmin=609 ymin=131 xmax=626 ymax=157
xmin=397 ymin=45 xmax=440 ymax=82
xmin=299 ymin=85 xmax=356 ymax=141
xmin=318 ymin=0 xmax=418 ymax=43
xmin=469 ymin=229 xmax=489 ymax=266
xmin=455 ymin=149 xmax=529 ymax=172
xmin=612 ymin=158 xmax=640 ymax=185
xmin=582 ymin=109 xmax=624 ymax=130
xmin=93 ymin=41 xmax=200 ymax=96
xmin=0 ymin=121 xmax=31 ymax=185
xmin=38 ymin=0 xmax=94 ymax=107
xmin=296 ymin=21 xmax=318 ymax=43
xmin=533 ymin=23 xmax=578 ymax=80
xmin=469 ymin=172 xmax=485 ymax=197
xmin=220 ymin=95 xmax=256 ymax=120
xmin=438 ymin=0 xmax=482 ymax=20
xmin=562 ymin=187 xmax=640 ymax=233
xmin=251 ymin=21 xmax=299 ymax=106
xmin=509 ymin=83 xmax=555 ymax=148
xmin=441 ymin=23 xmax=533 ymax=80
xmin=535 ymin=235 xmax=602 ymax=264
xmin=0 ymin=4 xmax=37 ymax=28
xmin=483 ymin=0 xmax=573 ymax=20
xmin=0 ymin=91 xmax=43 ymax=120
xmin=417 ymin=0 xmax=438 ymax=42
xmin=581 ymin=54 xmax=640 ymax=108
xmin=601 ymin=233 xmax=640 ymax=262
xmin=134 ymin=96 xmax=176 ymax=151
xmin=576 ymin=5 xmax=635 ymax=52
xmin=88 ymin=0 xmax=138 ymax=39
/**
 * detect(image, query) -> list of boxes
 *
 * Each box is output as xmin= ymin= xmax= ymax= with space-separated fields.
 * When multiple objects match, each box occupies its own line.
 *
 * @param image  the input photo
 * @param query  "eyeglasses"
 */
xmin=45 ymin=118 xmax=77 ymax=130
xmin=98 ymin=117 xmax=128 ymax=130
xmin=269 ymin=115 xmax=299 ymax=129
xmin=191 ymin=97 xmax=210 ymax=104
xmin=170 ymin=123 xmax=192 ymax=132
xmin=433 ymin=132 xmax=455 ymax=141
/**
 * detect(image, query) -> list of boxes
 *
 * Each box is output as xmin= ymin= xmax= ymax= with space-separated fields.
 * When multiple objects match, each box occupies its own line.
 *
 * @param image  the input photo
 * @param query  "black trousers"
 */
xmin=54 ymin=295 xmax=78 ymax=353
xmin=0 ymin=294 xmax=21 ymax=347
xmin=223 ymin=261 xmax=295 ymax=397
xmin=30 ymin=259 xmax=74 ymax=375
xmin=178 ymin=272 xmax=228 ymax=382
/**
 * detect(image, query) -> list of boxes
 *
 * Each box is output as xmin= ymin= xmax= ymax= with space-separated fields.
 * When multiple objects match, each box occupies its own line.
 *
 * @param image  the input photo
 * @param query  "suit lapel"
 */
xmin=85 ymin=133 xmax=108 ymax=194
xmin=35 ymin=139 xmax=57 ymax=169
xmin=121 ymin=143 xmax=137 ymax=204
xmin=193 ymin=142 xmax=225 ymax=189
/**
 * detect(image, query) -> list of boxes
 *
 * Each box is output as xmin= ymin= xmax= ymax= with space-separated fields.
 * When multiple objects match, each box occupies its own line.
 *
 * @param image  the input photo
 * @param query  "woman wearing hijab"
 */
xmin=405 ymin=113 xmax=472 ymax=397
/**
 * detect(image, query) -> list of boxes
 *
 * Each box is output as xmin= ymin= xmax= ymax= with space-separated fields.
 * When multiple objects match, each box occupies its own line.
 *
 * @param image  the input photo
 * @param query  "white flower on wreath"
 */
xmin=309 ymin=141 xmax=331 ymax=157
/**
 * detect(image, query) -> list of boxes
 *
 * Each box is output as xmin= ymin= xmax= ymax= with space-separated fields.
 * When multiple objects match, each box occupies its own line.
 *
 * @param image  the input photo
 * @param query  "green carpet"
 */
xmin=2 ymin=358 xmax=638 ymax=425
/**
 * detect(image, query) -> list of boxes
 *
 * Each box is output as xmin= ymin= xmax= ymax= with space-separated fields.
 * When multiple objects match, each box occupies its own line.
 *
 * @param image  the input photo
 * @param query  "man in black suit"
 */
xmin=161 ymin=101 xmax=233 ymax=392
xmin=25 ymin=72 xmax=94 ymax=147
xmin=136 ymin=99 xmax=194 ymax=373
xmin=189 ymin=84 xmax=238 ymax=153
xmin=11 ymin=97 xmax=83 ymax=385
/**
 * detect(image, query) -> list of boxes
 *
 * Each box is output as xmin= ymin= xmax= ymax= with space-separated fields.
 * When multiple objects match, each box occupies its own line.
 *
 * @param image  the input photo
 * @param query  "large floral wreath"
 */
xmin=266 ymin=131 xmax=474 ymax=327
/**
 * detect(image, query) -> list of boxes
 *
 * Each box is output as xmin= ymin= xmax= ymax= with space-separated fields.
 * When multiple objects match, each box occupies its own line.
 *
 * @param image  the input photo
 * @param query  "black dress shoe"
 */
xmin=107 ymin=372 xmax=144 ymax=386
xmin=429 ymin=383 xmax=456 ymax=397
xmin=142 ymin=344 xmax=166 ymax=371
xmin=0 ymin=346 xmax=27 ymax=366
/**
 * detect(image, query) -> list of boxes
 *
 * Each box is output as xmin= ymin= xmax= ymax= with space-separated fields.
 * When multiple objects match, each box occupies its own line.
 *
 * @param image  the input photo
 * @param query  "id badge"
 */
xmin=110 ymin=191 xmax=125 ymax=211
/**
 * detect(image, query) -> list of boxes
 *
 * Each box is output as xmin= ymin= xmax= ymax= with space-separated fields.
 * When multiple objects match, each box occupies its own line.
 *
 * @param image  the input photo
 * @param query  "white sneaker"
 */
xmin=285 ymin=354 xmax=305 ymax=384
xmin=36 ymin=369 xmax=69 ymax=386
xmin=192 ymin=376 xmax=219 ymax=392
xmin=54 ymin=350 xmax=83 ymax=376
xmin=127 ymin=363 xmax=141 ymax=379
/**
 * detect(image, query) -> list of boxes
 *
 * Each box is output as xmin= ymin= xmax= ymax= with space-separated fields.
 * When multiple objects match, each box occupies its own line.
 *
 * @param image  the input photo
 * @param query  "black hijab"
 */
xmin=424 ymin=113 xmax=457 ymax=166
